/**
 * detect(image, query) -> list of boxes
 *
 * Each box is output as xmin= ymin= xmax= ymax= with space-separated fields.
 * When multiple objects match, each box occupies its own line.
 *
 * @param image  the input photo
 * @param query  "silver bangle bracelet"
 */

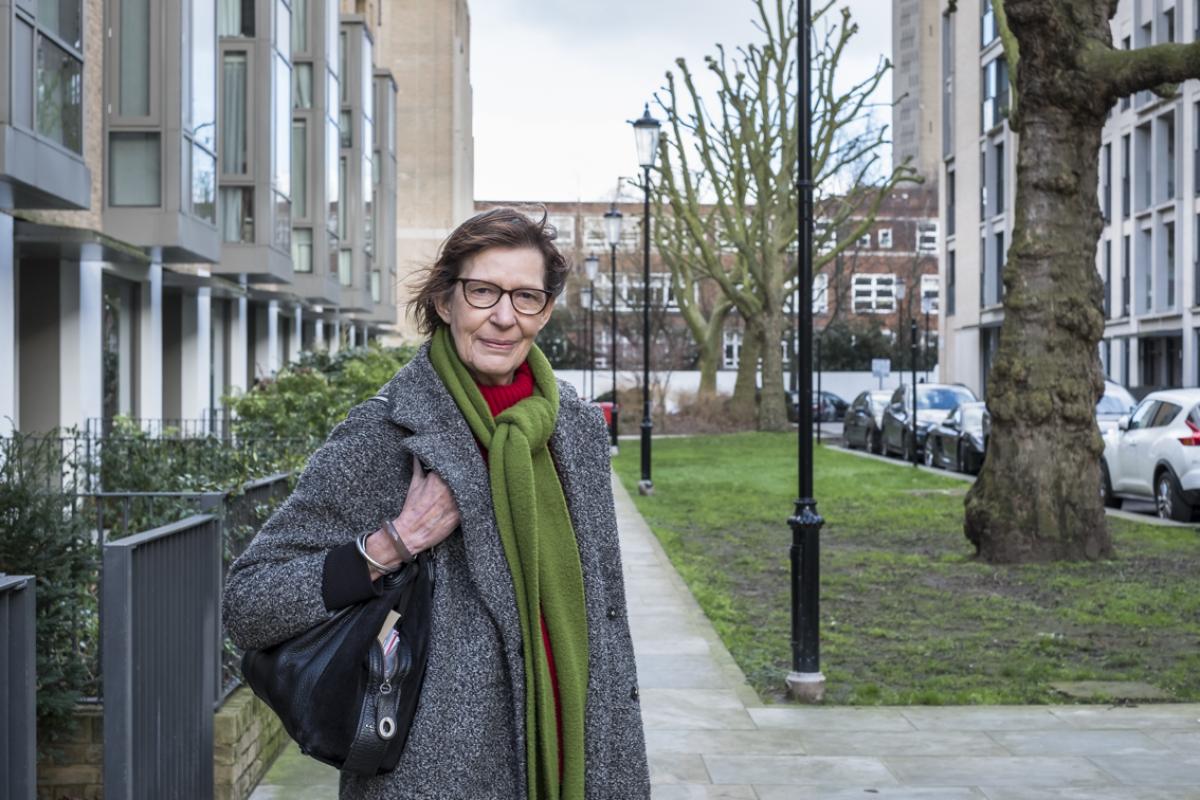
xmin=356 ymin=530 xmax=397 ymax=575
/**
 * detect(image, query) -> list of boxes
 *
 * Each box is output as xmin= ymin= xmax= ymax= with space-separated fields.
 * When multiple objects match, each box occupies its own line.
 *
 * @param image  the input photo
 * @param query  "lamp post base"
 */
xmin=785 ymin=670 xmax=826 ymax=704
xmin=637 ymin=479 xmax=655 ymax=496
xmin=611 ymin=445 xmax=620 ymax=457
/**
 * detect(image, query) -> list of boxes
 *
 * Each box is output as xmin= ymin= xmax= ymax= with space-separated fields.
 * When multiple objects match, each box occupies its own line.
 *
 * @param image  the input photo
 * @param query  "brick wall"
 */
xmin=35 ymin=689 xmax=287 ymax=800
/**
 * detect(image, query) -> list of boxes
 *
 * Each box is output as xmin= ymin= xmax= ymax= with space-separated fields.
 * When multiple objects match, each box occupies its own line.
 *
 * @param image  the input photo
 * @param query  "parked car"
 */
xmin=882 ymin=383 xmax=979 ymax=460
xmin=813 ymin=390 xmax=848 ymax=422
xmin=1096 ymin=379 xmax=1137 ymax=434
xmin=1100 ymin=388 xmax=1200 ymax=521
xmin=924 ymin=401 xmax=990 ymax=473
xmin=842 ymin=389 xmax=894 ymax=454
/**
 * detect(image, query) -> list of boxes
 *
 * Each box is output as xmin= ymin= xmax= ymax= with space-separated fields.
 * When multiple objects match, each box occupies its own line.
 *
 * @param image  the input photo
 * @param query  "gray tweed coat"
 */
xmin=222 ymin=344 xmax=651 ymax=800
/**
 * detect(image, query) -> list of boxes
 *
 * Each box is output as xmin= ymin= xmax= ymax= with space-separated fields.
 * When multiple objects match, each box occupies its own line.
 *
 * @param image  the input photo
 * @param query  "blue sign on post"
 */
xmin=872 ymin=358 xmax=891 ymax=389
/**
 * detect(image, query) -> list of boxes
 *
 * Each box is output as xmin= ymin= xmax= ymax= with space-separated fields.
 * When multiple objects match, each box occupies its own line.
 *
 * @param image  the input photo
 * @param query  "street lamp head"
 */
xmin=603 ymin=203 xmax=624 ymax=248
xmin=894 ymin=277 xmax=906 ymax=302
xmin=630 ymin=103 xmax=662 ymax=170
xmin=584 ymin=253 xmax=600 ymax=282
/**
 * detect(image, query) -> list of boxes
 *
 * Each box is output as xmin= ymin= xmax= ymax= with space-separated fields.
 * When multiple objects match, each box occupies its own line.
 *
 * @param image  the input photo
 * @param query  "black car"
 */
xmin=924 ymin=401 xmax=990 ymax=473
xmin=881 ymin=383 xmax=979 ymax=460
xmin=842 ymin=389 xmax=894 ymax=454
xmin=813 ymin=390 xmax=848 ymax=422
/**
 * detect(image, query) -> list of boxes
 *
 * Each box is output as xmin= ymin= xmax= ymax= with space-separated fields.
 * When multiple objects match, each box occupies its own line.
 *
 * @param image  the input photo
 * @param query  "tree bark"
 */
xmin=757 ymin=309 xmax=789 ymax=431
xmin=697 ymin=320 xmax=723 ymax=398
xmin=730 ymin=318 xmax=761 ymax=423
xmin=964 ymin=0 xmax=1116 ymax=562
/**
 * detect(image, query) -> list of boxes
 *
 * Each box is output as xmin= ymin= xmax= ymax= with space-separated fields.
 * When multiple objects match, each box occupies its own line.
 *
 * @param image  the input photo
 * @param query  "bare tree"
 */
xmin=960 ymin=0 xmax=1200 ymax=562
xmin=654 ymin=0 xmax=916 ymax=430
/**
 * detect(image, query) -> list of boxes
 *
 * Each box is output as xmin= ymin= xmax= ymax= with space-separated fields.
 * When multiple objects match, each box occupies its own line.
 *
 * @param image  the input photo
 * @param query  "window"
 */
xmin=920 ymin=274 xmax=939 ymax=314
xmin=947 ymin=250 xmax=957 ymax=316
xmin=219 ymin=186 xmax=253 ymax=242
xmin=946 ymin=168 xmax=956 ymax=237
xmin=1122 ymin=234 xmax=1131 ymax=316
xmin=1165 ymin=220 xmax=1176 ymax=309
xmin=339 ymin=110 xmax=352 ymax=148
xmin=981 ymin=56 xmax=1009 ymax=132
xmin=877 ymin=228 xmax=893 ymax=249
xmin=812 ymin=273 xmax=828 ymax=314
xmin=995 ymin=140 xmax=1005 ymax=213
xmin=326 ymin=115 xmax=338 ymax=235
xmin=272 ymin=45 xmax=291 ymax=198
xmin=370 ymin=270 xmax=381 ymax=303
xmin=292 ymin=119 xmax=308 ymax=218
xmin=120 ymin=0 xmax=150 ymax=115
xmin=1103 ymin=238 xmax=1112 ymax=318
xmin=980 ymin=150 xmax=988 ymax=217
xmin=292 ymin=0 xmax=309 ymax=51
xmin=723 ymin=331 xmax=742 ymax=369
xmin=293 ymin=63 xmax=313 ymax=108
xmin=1195 ymin=216 xmax=1200 ymax=306
xmin=981 ymin=0 xmax=996 ymax=46
xmin=852 ymin=273 xmax=896 ymax=314
xmin=40 ymin=0 xmax=83 ymax=48
xmin=1160 ymin=111 xmax=1177 ymax=202
xmin=109 ymin=132 xmax=161 ymax=205
xmin=1121 ymin=36 xmax=1132 ymax=110
xmin=293 ymin=227 xmax=313 ymax=272
xmin=1135 ymin=122 xmax=1151 ymax=210
xmin=1121 ymin=133 xmax=1131 ymax=218
xmin=993 ymin=231 xmax=1006 ymax=301
xmin=917 ymin=222 xmax=939 ymax=252
xmin=36 ymin=35 xmax=83 ymax=153
xmin=338 ymin=248 xmax=352 ymax=286
xmin=221 ymin=53 xmax=248 ymax=175
xmin=191 ymin=145 xmax=216 ymax=222
xmin=549 ymin=215 xmax=575 ymax=245
xmin=815 ymin=218 xmax=837 ymax=254
xmin=858 ymin=233 xmax=871 ymax=249
xmin=190 ymin=0 xmax=217 ymax=152
xmin=218 ymin=0 xmax=254 ymax=36
xmin=337 ymin=155 xmax=347 ymax=238
xmin=1101 ymin=142 xmax=1111 ymax=221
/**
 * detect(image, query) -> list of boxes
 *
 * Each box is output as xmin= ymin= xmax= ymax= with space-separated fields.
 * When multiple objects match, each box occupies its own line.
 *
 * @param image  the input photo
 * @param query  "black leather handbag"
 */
xmin=241 ymin=552 xmax=433 ymax=775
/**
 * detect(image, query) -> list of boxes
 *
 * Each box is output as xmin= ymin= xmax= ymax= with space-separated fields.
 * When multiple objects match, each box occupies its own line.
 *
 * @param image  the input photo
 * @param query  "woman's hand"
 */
xmin=364 ymin=455 xmax=460 ymax=579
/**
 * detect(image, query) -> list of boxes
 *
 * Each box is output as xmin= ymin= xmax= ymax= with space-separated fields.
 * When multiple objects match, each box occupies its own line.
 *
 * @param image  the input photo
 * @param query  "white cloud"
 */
xmin=471 ymin=0 xmax=893 ymax=202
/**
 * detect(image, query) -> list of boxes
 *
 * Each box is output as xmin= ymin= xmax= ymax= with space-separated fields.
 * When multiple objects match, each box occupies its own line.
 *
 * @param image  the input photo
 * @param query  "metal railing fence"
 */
xmin=102 ymin=515 xmax=220 ymax=800
xmin=0 ymin=575 xmax=36 ymax=800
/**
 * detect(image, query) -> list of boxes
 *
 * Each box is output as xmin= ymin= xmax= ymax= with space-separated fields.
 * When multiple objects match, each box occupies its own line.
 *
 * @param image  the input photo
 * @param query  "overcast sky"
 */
xmin=471 ymin=0 xmax=891 ymax=203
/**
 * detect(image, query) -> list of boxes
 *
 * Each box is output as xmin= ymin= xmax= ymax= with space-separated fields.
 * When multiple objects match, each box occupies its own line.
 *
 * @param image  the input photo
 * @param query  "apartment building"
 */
xmin=476 ymin=188 xmax=939 ymax=373
xmin=938 ymin=0 xmax=1200 ymax=398
xmin=0 ymin=0 xmax=443 ymax=437
xmin=893 ymin=0 xmax=943 ymax=183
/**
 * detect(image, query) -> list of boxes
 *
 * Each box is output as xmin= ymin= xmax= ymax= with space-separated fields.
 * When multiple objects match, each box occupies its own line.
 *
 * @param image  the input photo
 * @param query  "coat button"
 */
xmin=606 ymin=607 xmax=618 ymax=620
xmin=630 ymin=685 xmax=639 ymax=701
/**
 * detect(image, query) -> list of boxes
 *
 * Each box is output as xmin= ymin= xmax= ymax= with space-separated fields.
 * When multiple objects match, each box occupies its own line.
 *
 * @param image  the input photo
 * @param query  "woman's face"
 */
xmin=435 ymin=246 xmax=556 ymax=386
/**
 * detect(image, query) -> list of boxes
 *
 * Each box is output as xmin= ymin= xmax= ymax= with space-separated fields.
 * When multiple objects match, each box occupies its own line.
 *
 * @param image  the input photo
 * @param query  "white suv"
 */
xmin=1101 ymin=388 xmax=1200 ymax=521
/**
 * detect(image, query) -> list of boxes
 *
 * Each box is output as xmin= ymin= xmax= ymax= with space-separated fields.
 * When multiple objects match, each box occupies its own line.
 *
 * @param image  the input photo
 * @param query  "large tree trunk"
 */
xmin=697 ymin=321 xmax=723 ymax=398
xmin=757 ymin=309 xmax=789 ymax=431
xmin=730 ymin=318 xmax=761 ymax=423
xmin=963 ymin=0 xmax=1114 ymax=562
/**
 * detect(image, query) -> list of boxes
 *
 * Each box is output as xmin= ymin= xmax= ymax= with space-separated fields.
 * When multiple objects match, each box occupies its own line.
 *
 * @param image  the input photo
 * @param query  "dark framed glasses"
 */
xmin=455 ymin=278 xmax=553 ymax=315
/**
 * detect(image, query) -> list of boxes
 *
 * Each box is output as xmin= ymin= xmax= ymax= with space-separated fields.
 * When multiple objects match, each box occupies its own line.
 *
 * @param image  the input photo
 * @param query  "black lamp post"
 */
xmin=630 ymin=104 xmax=661 ymax=496
xmin=584 ymin=253 xmax=600 ymax=401
xmin=786 ymin=0 xmax=825 ymax=703
xmin=910 ymin=319 xmax=919 ymax=466
xmin=922 ymin=294 xmax=933 ymax=383
xmin=604 ymin=203 xmax=624 ymax=454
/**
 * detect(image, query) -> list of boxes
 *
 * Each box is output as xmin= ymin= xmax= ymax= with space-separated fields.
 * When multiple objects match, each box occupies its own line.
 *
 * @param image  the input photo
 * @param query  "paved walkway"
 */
xmin=252 ymin=474 xmax=1200 ymax=799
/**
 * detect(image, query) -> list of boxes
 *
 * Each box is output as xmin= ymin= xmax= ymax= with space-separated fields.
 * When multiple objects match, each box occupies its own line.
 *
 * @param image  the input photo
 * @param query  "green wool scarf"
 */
xmin=429 ymin=328 xmax=589 ymax=800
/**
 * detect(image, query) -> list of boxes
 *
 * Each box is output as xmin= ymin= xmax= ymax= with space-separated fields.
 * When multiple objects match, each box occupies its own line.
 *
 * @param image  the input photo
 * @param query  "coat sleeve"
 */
xmin=222 ymin=397 xmax=413 ymax=651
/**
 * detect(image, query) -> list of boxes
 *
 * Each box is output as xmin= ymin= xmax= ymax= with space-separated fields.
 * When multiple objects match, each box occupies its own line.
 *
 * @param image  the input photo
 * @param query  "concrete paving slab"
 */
xmin=1145 ymin=729 xmax=1200 ymax=752
xmin=650 ymin=785 xmax=758 ymax=800
xmin=979 ymin=787 xmax=1200 ymax=800
xmin=1085 ymin=753 xmax=1200 ymax=786
xmin=987 ymin=729 xmax=1170 ymax=756
xmin=637 ymin=654 xmax=737 ymax=690
xmin=1049 ymin=705 xmax=1200 ymax=730
xmin=756 ymin=788 xmax=987 ymax=800
xmin=650 ymin=752 xmax=713 ymax=784
xmin=900 ymin=707 xmax=1070 ymax=731
xmin=645 ymin=729 xmax=807 ymax=757
xmin=641 ymin=689 xmax=759 ymax=731
xmin=882 ymin=756 xmax=1114 ymax=787
xmin=704 ymin=754 xmax=897 ymax=786
xmin=798 ymin=730 xmax=1008 ymax=757
xmin=748 ymin=707 xmax=916 ymax=732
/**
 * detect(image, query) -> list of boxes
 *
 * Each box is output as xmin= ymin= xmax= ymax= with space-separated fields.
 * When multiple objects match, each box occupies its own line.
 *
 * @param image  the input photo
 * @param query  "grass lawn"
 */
xmin=612 ymin=432 xmax=1200 ymax=705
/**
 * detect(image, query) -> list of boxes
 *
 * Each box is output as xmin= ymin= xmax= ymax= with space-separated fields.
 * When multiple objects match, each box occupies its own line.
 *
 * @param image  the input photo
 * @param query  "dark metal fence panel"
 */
xmin=0 ymin=575 xmax=36 ymax=800
xmin=102 ymin=515 xmax=220 ymax=800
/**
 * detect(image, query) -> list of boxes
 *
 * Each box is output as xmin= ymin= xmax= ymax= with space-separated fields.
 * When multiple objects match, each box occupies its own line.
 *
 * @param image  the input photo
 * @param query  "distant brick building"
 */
xmin=476 ymin=184 xmax=940 ymax=375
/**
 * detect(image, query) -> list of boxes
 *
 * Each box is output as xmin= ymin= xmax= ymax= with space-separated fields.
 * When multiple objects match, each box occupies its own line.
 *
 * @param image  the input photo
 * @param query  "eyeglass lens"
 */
xmin=461 ymin=280 xmax=549 ymax=314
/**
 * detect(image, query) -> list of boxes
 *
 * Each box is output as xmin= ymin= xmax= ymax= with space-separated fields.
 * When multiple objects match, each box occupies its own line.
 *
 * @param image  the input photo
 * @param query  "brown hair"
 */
xmin=407 ymin=206 xmax=571 ymax=335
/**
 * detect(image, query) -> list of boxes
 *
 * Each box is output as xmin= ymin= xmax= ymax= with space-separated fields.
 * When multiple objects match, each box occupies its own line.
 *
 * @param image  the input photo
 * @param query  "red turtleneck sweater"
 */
xmin=476 ymin=362 xmax=564 ymax=779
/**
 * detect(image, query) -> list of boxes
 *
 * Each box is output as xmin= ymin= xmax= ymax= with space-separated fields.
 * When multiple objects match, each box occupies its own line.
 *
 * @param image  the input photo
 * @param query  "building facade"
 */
xmin=892 ymin=0 xmax=943 ymax=183
xmin=0 ymin=0 xmax=450 ymax=437
xmin=937 ymin=0 xmax=1200 ymax=399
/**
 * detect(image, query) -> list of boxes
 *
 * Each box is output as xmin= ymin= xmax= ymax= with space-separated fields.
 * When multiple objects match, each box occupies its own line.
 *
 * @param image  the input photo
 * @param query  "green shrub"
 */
xmin=0 ymin=431 xmax=99 ymax=742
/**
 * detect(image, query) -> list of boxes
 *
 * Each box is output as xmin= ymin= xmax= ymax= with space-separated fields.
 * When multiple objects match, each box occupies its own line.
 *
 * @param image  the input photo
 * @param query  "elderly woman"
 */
xmin=222 ymin=208 xmax=650 ymax=800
